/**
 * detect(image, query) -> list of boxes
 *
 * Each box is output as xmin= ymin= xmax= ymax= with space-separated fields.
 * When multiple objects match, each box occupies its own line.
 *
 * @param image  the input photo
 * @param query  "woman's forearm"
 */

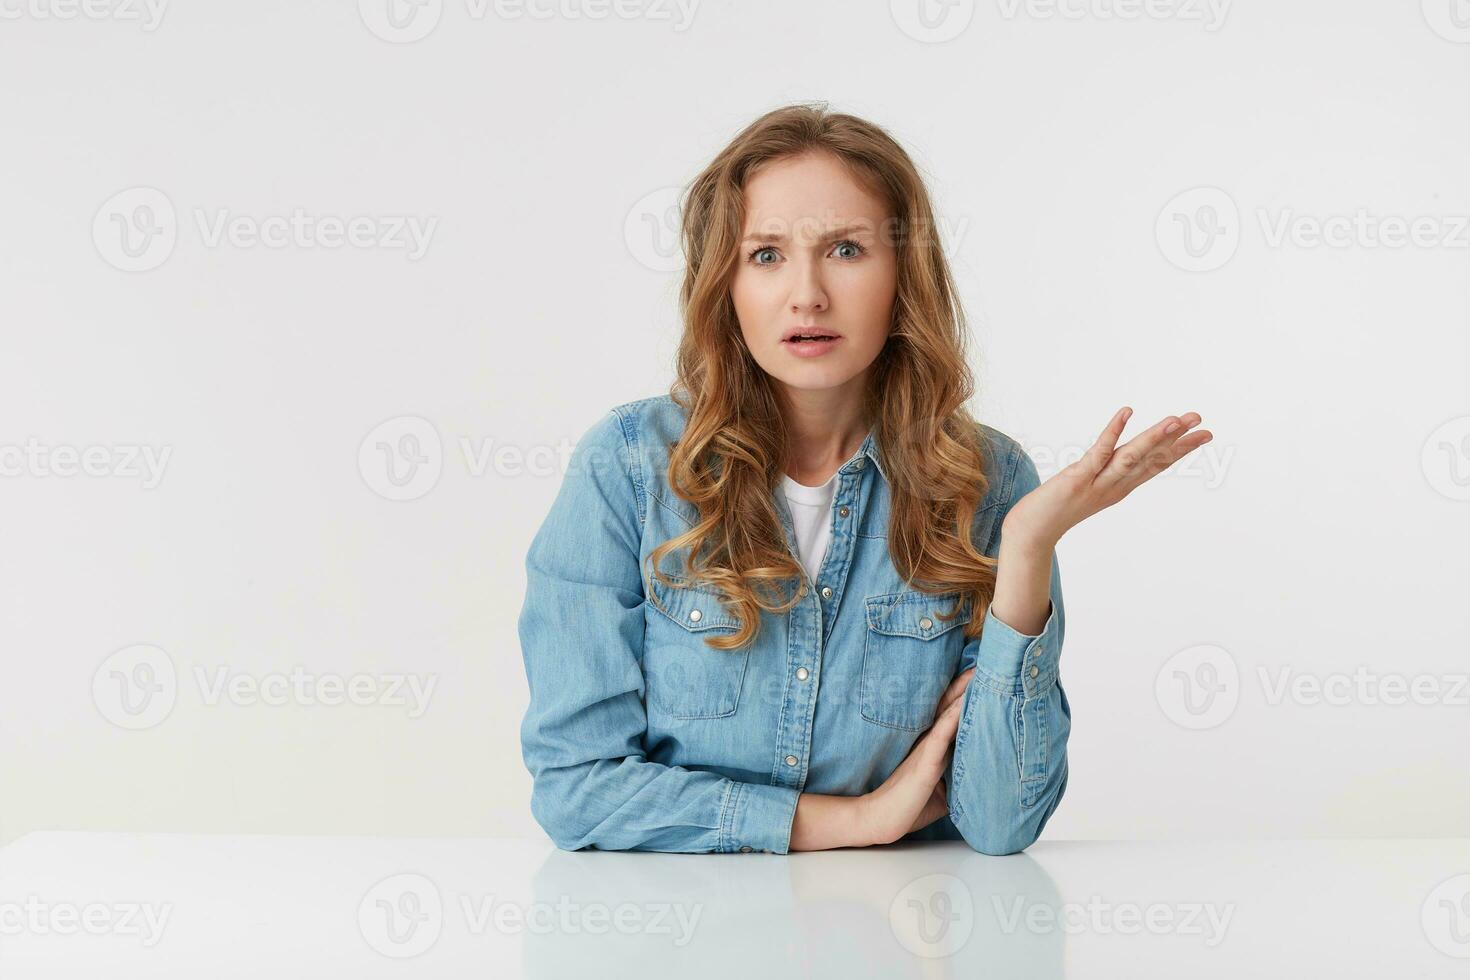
xmin=789 ymin=792 xmax=873 ymax=851
xmin=987 ymin=522 xmax=1055 ymax=635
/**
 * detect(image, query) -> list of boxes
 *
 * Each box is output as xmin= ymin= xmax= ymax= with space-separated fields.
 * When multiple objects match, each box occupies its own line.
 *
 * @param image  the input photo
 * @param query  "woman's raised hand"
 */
xmin=1002 ymin=408 xmax=1213 ymax=548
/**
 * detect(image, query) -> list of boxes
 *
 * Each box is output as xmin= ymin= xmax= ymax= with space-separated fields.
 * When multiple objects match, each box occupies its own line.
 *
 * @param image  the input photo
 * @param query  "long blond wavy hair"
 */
xmin=644 ymin=102 xmax=1001 ymax=650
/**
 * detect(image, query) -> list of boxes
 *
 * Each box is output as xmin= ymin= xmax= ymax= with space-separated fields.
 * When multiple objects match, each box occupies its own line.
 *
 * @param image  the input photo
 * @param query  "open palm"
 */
xmin=1003 ymin=407 xmax=1213 ymax=546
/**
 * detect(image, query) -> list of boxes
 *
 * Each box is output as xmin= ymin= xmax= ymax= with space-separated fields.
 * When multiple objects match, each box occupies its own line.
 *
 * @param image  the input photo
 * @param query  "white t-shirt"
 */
xmin=780 ymin=470 xmax=840 ymax=583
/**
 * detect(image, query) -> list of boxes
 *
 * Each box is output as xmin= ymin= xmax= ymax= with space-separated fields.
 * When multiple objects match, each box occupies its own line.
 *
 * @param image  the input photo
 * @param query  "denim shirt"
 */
xmin=517 ymin=394 xmax=1069 ymax=855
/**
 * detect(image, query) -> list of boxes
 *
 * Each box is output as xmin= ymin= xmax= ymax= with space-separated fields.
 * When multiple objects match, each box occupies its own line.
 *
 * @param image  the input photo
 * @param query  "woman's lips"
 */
xmin=781 ymin=335 xmax=843 ymax=357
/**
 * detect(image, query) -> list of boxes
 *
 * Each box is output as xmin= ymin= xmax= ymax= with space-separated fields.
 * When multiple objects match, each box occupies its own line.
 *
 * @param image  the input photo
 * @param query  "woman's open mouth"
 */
xmin=781 ymin=332 xmax=843 ymax=357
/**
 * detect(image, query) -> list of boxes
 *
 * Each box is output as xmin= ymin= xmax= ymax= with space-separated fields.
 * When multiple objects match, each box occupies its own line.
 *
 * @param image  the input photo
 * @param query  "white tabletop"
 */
xmin=1 ymin=832 xmax=1467 ymax=978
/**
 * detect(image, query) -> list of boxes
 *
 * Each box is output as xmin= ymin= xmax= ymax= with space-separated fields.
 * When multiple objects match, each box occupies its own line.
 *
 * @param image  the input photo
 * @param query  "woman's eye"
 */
xmin=834 ymin=241 xmax=863 ymax=259
xmin=749 ymin=247 xmax=778 ymax=265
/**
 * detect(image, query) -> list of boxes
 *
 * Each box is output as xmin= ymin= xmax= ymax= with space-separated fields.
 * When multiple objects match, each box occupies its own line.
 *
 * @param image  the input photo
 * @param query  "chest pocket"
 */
xmin=642 ymin=578 xmax=749 ymax=720
xmin=860 ymin=590 xmax=970 ymax=731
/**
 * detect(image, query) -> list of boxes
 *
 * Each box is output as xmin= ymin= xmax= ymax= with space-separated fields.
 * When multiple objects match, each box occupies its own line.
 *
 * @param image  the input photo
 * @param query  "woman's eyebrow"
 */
xmin=740 ymin=223 xmax=873 ymax=244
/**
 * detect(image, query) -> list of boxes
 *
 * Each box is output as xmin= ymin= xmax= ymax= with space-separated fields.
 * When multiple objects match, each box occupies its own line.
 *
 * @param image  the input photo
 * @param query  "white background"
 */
xmin=1 ymin=0 xmax=1467 ymax=848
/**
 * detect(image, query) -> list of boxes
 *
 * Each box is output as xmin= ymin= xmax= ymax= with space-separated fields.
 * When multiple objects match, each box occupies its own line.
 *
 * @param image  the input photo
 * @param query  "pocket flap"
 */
xmin=649 ymin=577 xmax=742 ymax=632
xmin=864 ymin=591 xmax=970 ymax=639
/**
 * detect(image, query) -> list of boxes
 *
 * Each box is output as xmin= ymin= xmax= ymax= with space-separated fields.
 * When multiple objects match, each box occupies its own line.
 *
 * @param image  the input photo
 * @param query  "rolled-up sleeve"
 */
xmin=948 ymin=445 xmax=1071 ymax=855
xmin=517 ymin=407 xmax=800 ymax=853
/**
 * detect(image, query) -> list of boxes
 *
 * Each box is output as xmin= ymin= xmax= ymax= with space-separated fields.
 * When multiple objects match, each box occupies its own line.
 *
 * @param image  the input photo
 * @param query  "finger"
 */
xmin=1149 ymin=427 xmax=1213 ymax=476
xmin=919 ymin=696 xmax=965 ymax=763
xmin=938 ymin=668 xmax=975 ymax=712
xmin=1101 ymin=412 xmax=1202 ymax=488
xmin=1077 ymin=406 xmax=1132 ymax=476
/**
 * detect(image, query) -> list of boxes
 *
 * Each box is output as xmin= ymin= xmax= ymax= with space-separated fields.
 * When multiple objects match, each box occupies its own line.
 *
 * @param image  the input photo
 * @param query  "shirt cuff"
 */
xmin=721 ymin=780 xmax=801 ymax=854
xmin=973 ymin=600 xmax=1061 ymax=700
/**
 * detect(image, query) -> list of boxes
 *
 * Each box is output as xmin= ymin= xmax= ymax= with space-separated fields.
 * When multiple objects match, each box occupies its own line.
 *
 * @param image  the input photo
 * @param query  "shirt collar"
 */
xmin=844 ymin=427 xmax=887 ymax=483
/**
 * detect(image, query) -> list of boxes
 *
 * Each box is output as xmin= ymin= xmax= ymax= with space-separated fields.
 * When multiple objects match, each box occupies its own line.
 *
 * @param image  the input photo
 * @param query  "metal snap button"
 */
xmin=855 ymin=459 xmax=865 ymax=469
xmin=796 ymin=667 xmax=809 ymax=681
xmin=821 ymin=586 xmax=832 ymax=599
xmin=740 ymin=845 xmax=752 ymax=852
xmin=1029 ymin=665 xmax=1040 ymax=678
xmin=1032 ymin=646 xmax=1043 ymax=658
xmin=689 ymin=609 xmax=702 ymax=622
xmin=919 ymin=617 xmax=933 ymax=630
xmin=784 ymin=755 xmax=798 ymax=766
xmin=838 ymin=506 xmax=849 ymax=518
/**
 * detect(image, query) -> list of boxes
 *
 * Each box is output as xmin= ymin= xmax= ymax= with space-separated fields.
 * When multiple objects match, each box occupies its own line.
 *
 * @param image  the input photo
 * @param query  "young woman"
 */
xmin=518 ymin=103 xmax=1211 ymax=855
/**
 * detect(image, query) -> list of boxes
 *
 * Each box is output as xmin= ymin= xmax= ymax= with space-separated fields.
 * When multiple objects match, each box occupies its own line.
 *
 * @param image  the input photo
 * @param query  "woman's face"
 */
xmin=730 ymin=151 xmax=898 ymax=398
